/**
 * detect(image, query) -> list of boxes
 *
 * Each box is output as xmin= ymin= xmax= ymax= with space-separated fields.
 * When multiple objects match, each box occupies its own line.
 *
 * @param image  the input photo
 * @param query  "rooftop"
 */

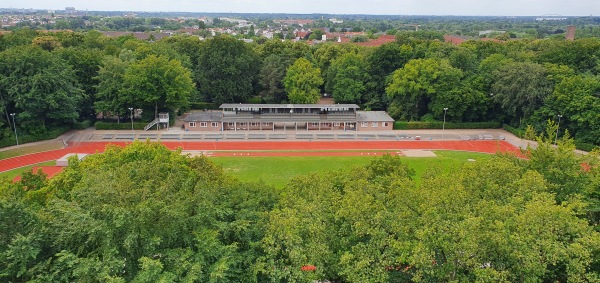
xmin=184 ymin=110 xmax=223 ymax=122
xmin=220 ymin=103 xmax=360 ymax=110
xmin=356 ymin=111 xmax=394 ymax=122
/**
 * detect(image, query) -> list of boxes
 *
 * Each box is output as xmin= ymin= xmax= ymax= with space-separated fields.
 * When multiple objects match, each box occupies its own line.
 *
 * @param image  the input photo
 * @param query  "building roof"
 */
xmin=220 ymin=103 xmax=360 ymax=110
xmin=356 ymin=111 xmax=394 ymax=122
xmin=184 ymin=111 xmax=223 ymax=122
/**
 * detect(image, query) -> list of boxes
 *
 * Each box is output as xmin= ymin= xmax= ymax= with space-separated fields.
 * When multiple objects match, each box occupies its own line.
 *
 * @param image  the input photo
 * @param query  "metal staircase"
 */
xmin=144 ymin=118 xmax=159 ymax=131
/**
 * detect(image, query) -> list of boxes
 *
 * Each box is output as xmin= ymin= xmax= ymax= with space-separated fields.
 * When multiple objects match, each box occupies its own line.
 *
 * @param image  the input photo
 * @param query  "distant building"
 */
xmin=566 ymin=25 xmax=576 ymax=41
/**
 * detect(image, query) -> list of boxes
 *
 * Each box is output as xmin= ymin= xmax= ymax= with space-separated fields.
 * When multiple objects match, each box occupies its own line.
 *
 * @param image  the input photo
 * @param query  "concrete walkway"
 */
xmin=1 ymin=127 xmax=535 ymax=153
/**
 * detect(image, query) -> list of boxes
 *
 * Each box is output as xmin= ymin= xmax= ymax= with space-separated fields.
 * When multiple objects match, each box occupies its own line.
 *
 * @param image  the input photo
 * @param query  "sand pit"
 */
xmin=401 ymin=150 xmax=437 ymax=157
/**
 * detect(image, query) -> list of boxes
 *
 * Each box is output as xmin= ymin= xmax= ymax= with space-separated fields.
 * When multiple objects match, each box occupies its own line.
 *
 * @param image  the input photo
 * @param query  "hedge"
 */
xmin=503 ymin=124 xmax=524 ymax=138
xmin=574 ymin=141 xmax=599 ymax=152
xmin=95 ymin=121 xmax=148 ymax=130
xmin=0 ymin=127 xmax=70 ymax=148
xmin=394 ymin=121 xmax=501 ymax=130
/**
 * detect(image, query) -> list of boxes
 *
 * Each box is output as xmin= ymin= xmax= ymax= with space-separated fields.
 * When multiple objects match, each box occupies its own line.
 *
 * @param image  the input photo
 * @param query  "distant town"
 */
xmin=1 ymin=7 xmax=599 ymax=44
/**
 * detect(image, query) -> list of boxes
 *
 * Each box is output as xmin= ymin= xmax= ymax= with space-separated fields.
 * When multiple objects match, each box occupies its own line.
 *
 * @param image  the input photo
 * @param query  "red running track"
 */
xmin=0 ymin=140 xmax=521 ymax=173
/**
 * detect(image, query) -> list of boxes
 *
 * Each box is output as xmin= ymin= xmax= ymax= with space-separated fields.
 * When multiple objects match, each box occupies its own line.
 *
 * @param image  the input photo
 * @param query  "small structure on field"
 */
xmin=56 ymin=153 xmax=88 ymax=167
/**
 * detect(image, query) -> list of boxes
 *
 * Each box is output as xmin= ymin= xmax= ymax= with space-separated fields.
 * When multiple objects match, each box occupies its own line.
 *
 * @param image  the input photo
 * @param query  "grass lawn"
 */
xmin=211 ymin=150 xmax=493 ymax=188
xmin=0 ymin=140 xmax=64 ymax=160
xmin=0 ymin=161 xmax=57 ymax=181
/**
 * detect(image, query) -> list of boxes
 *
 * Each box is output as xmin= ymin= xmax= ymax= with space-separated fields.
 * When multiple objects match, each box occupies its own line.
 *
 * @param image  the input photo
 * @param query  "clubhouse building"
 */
xmin=183 ymin=103 xmax=394 ymax=132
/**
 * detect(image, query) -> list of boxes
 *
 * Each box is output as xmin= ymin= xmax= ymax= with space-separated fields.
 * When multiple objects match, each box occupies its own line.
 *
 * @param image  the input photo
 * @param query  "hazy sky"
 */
xmin=3 ymin=0 xmax=598 ymax=16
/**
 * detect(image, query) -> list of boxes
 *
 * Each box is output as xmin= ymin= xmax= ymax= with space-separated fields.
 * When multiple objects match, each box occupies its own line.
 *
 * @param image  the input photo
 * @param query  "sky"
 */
xmin=2 ymin=0 xmax=598 ymax=16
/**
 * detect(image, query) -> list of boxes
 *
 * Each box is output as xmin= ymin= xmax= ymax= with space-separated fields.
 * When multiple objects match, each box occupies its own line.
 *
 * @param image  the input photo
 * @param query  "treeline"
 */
xmin=1 ymin=133 xmax=599 ymax=282
xmin=0 ymin=28 xmax=599 ymax=145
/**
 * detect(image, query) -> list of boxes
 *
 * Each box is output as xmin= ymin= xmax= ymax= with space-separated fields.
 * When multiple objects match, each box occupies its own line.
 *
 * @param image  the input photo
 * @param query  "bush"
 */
xmin=72 ymin=120 xmax=94 ymax=130
xmin=394 ymin=121 xmax=501 ymax=130
xmin=574 ymin=141 xmax=598 ymax=152
xmin=503 ymin=124 xmax=525 ymax=138
xmin=0 ymin=126 xmax=70 ymax=148
xmin=95 ymin=121 xmax=148 ymax=130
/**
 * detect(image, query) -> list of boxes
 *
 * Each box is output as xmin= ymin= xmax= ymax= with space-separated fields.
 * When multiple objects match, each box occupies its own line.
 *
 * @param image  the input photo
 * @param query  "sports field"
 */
xmin=211 ymin=150 xmax=493 ymax=187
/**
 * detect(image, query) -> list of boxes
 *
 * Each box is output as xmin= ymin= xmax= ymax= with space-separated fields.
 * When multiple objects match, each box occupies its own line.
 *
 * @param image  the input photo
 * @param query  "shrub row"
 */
xmin=503 ymin=124 xmax=524 ymax=138
xmin=0 ymin=127 xmax=69 ymax=148
xmin=394 ymin=121 xmax=501 ymax=130
xmin=95 ymin=121 xmax=148 ymax=130
xmin=574 ymin=141 xmax=599 ymax=152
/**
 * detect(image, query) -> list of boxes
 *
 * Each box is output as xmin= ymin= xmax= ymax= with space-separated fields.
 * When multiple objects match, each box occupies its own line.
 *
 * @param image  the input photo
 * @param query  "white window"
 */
xmin=189 ymin=122 xmax=196 ymax=127
xmin=240 ymin=122 xmax=247 ymax=126
xmin=372 ymin=122 xmax=378 ymax=128
xmin=228 ymin=122 xmax=234 ymax=127
xmin=334 ymin=122 xmax=340 ymax=127
xmin=263 ymin=122 xmax=270 ymax=126
xmin=200 ymin=122 xmax=208 ymax=127
xmin=361 ymin=122 xmax=368 ymax=128
xmin=251 ymin=122 xmax=259 ymax=127
xmin=211 ymin=122 xmax=218 ymax=127
xmin=383 ymin=122 xmax=389 ymax=127
xmin=312 ymin=122 xmax=319 ymax=127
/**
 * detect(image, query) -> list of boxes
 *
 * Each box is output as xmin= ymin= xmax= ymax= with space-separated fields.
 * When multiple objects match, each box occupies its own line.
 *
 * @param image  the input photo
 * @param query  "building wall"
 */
xmin=184 ymin=121 xmax=221 ymax=131
xmin=357 ymin=121 xmax=393 ymax=131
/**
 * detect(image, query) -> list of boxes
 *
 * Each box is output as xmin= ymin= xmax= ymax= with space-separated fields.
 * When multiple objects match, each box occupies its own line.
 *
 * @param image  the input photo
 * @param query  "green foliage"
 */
xmin=386 ymin=58 xmax=463 ymax=120
xmin=196 ymin=35 xmax=259 ymax=104
xmin=284 ymin=58 xmax=323 ymax=104
xmin=1 ymin=138 xmax=600 ymax=281
xmin=94 ymin=121 xmax=148 ymax=130
xmin=326 ymin=53 xmax=369 ymax=104
xmin=491 ymin=61 xmax=553 ymax=123
xmin=122 ymin=54 xmax=194 ymax=118
xmin=0 ymin=127 xmax=69 ymax=148
xmin=394 ymin=121 xmax=501 ymax=130
xmin=0 ymin=45 xmax=84 ymax=129
xmin=502 ymin=124 xmax=525 ymax=138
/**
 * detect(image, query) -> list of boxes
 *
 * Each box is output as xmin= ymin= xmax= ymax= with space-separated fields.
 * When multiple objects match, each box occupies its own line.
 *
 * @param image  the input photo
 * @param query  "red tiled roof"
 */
xmin=444 ymin=35 xmax=466 ymax=45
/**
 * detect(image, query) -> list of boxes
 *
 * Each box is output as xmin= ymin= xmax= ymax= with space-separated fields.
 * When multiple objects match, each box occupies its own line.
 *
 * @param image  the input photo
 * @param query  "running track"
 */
xmin=0 ymin=140 xmax=521 ymax=173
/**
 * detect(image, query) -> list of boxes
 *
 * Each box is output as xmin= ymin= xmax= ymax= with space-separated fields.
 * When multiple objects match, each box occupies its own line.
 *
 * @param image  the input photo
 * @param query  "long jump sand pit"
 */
xmin=401 ymin=150 xmax=438 ymax=157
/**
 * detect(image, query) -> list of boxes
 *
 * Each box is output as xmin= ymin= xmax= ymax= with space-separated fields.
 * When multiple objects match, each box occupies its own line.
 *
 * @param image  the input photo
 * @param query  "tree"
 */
xmin=365 ymin=43 xmax=414 ymax=110
xmin=94 ymin=51 xmax=134 ymax=121
xmin=122 ymin=55 xmax=194 ymax=119
xmin=491 ymin=61 xmax=553 ymax=125
xmin=386 ymin=58 xmax=462 ymax=121
xmin=326 ymin=53 xmax=369 ymax=104
xmin=258 ymin=54 xmax=294 ymax=103
xmin=0 ymin=46 xmax=83 ymax=131
xmin=0 ymin=141 xmax=277 ymax=282
xmin=57 ymin=47 xmax=104 ymax=120
xmin=196 ymin=35 xmax=259 ymax=104
xmin=284 ymin=58 xmax=323 ymax=104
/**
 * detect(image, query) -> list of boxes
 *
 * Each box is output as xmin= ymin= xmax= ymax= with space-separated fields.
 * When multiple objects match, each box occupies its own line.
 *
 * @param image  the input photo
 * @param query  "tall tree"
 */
xmin=284 ymin=58 xmax=323 ymax=104
xmin=0 ymin=46 xmax=83 ymax=130
xmin=94 ymin=51 xmax=134 ymax=121
xmin=196 ymin=35 xmax=259 ymax=104
xmin=258 ymin=54 xmax=294 ymax=103
xmin=326 ymin=53 xmax=369 ymax=104
xmin=386 ymin=58 xmax=462 ymax=121
xmin=491 ymin=61 xmax=553 ymax=125
xmin=365 ymin=43 xmax=413 ymax=110
xmin=122 ymin=55 xmax=194 ymax=118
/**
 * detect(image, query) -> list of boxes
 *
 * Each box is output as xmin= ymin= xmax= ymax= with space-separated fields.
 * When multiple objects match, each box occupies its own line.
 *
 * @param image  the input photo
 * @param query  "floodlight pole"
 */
xmin=442 ymin=108 xmax=448 ymax=139
xmin=129 ymin=107 xmax=134 ymax=140
xmin=555 ymin=114 xmax=562 ymax=145
xmin=10 ymin=113 xmax=18 ymax=145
